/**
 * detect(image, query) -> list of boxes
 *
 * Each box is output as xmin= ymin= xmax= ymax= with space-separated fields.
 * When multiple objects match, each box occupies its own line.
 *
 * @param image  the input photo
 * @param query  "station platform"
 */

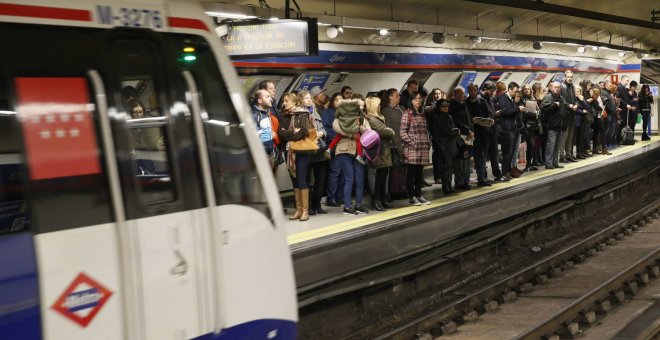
xmin=286 ymin=137 xmax=660 ymax=292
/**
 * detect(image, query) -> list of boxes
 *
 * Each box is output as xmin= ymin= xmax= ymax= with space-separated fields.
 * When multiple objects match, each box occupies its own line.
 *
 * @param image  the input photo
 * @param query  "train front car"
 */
xmin=0 ymin=1 xmax=297 ymax=339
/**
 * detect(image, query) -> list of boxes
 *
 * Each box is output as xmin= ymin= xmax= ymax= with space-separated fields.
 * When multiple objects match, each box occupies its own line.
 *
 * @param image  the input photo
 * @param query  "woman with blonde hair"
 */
xmin=298 ymin=90 xmax=328 ymax=215
xmin=278 ymin=92 xmax=314 ymax=221
xmin=365 ymin=96 xmax=395 ymax=211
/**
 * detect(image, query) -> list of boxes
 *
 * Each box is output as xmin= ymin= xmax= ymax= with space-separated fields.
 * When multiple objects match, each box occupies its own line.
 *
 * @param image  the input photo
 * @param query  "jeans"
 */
xmin=605 ymin=114 xmax=617 ymax=146
xmin=642 ymin=112 xmax=651 ymax=136
xmin=327 ymin=156 xmax=345 ymax=202
xmin=291 ymin=154 xmax=311 ymax=189
xmin=511 ymin=132 xmax=521 ymax=170
xmin=474 ymin=136 xmax=488 ymax=182
xmin=544 ymin=130 xmax=562 ymax=167
xmin=337 ymin=154 xmax=365 ymax=208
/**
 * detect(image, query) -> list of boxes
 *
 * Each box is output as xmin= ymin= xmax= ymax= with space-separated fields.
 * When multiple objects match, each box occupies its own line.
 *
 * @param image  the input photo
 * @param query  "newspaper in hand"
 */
xmin=525 ymin=100 xmax=538 ymax=113
xmin=473 ymin=117 xmax=495 ymax=127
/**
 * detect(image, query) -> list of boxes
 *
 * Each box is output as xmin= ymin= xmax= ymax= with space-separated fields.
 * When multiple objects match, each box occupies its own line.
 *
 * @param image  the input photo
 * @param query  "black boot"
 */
xmin=372 ymin=201 xmax=386 ymax=211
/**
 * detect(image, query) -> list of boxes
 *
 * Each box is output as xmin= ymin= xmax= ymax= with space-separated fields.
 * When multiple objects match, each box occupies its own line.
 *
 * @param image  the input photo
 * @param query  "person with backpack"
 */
xmin=365 ymin=96 xmax=394 ymax=211
xmin=400 ymin=91 xmax=432 ymax=206
xmin=333 ymin=99 xmax=371 ymax=214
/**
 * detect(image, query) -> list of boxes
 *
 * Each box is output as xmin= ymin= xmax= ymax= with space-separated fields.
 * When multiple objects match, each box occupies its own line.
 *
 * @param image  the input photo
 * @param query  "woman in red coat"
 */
xmin=400 ymin=92 xmax=431 ymax=206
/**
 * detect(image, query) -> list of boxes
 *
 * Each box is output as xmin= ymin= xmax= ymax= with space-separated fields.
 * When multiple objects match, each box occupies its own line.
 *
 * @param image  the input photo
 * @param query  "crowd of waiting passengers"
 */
xmin=250 ymin=71 xmax=655 ymax=221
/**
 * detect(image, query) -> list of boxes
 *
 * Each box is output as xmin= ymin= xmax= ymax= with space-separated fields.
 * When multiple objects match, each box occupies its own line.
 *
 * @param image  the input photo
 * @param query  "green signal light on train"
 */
xmin=183 ymin=54 xmax=197 ymax=62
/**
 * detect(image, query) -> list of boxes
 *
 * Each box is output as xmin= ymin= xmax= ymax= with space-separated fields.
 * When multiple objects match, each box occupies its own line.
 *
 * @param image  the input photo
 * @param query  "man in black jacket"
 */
xmin=559 ymin=70 xmax=578 ymax=162
xmin=449 ymin=87 xmax=474 ymax=189
xmin=480 ymin=82 xmax=507 ymax=183
xmin=602 ymin=80 xmax=620 ymax=148
xmin=541 ymin=82 xmax=566 ymax=169
xmin=496 ymin=82 xmax=524 ymax=180
xmin=467 ymin=83 xmax=495 ymax=186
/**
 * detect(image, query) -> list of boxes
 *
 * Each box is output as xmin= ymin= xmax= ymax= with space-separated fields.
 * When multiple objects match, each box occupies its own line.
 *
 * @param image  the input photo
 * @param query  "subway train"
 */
xmin=0 ymin=1 xmax=297 ymax=339
xmin=233 ymin=43 xmax=657 ymax=193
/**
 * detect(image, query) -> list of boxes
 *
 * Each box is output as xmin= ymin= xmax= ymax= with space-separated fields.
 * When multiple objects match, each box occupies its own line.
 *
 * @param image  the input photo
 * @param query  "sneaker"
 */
xmin=493 ymin=177 xmax=509 ymax=183
xmin=326 ymin=199 xmax=341 ymax=207
xmin=417 ymin=196 xmax=431 ymax=205
xmin=356 ymin=155 xmax=366 ymax=165
xmin=354 ymin=205 xmax=369 ymax=214
xmin=342 ymin=207 xmax=358 ymax=215
xmin=409 ymin=197 xmax=422 ymax=206
xmin=477 ymin=181 xmax=492 ymax=187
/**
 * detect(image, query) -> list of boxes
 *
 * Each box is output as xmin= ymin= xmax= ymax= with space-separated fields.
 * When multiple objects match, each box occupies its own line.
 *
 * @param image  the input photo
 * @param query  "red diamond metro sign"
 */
xmin=51 ymin=272 xmax=113 ymax=327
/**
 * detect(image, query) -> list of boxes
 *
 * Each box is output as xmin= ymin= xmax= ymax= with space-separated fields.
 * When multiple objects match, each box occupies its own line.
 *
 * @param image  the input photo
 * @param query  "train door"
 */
xmin=6 ymin=70 xmax=124 ymax=339
xmin=104 ymin=33 xmax=213 ymax=339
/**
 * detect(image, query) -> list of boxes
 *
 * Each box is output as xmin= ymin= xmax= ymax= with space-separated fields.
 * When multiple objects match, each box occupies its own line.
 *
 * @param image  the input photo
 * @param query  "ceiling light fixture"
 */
xmin=326 ymin=26 xmax=339 ymax=39
xmin=469 ymin=36 xmax=482 ymax=43
xmin=591 ymin=46 xmax=599 ymax=51
xmin=533 ymin=41 xmax=543 ymax=50
xmin=618 ymin=51 xmax=626 ymax=57
xmin=379 ymin=29 xmax=389 ymax=36
xmin=577 ymin=46 xmax=586 ymax=53
xmin=204 ymin=11 xmax=256 ymax=19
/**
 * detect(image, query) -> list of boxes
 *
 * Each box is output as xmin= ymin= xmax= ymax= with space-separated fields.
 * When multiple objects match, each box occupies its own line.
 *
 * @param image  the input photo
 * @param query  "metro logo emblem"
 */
xmin=51 ymin=273 xmax=113 ymax=328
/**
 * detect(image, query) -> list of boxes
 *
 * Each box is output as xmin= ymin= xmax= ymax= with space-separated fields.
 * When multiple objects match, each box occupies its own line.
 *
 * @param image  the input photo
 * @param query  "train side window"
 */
xmin=0 ymin=77 xmax=30 ymax=235
xmin=112 ymin=41 xmax=176 ymax=207
xmin=169 ymin=34 xmax=271 ymax=216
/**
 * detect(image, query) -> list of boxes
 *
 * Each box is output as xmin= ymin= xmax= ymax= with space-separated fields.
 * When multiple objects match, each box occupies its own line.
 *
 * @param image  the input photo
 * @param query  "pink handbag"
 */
xmin=360 ymin=129 xmax=380 ymax=148
xmin=360 ymin=129 xmax=381 ymax=161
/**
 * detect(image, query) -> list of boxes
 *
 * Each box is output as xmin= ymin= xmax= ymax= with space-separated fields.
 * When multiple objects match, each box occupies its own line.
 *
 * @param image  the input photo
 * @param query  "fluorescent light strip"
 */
xmin=204 ymin=11 xmax=256 ymax=19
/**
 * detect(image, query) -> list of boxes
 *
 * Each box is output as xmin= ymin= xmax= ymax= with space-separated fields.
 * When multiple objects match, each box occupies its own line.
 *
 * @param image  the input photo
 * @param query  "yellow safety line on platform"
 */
xmin=287 ymin=137 xmax=658 ymax=245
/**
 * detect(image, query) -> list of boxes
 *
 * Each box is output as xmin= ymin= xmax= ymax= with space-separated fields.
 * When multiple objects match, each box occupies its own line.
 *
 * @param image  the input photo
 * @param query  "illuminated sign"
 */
xmin=220 ymin=18 xmax=318 ymax=58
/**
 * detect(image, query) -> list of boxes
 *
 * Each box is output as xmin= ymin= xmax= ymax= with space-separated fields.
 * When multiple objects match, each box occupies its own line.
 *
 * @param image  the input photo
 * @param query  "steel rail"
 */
xmin=514 ymin=249 xmax=660 ymax=340
xmin=373 ymin=200 xmax=659 ymax=340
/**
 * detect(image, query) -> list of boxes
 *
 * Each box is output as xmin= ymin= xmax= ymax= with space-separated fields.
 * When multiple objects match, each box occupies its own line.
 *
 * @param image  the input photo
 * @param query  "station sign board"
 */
xmin=220 ymin=18 xmax=319 ymax=59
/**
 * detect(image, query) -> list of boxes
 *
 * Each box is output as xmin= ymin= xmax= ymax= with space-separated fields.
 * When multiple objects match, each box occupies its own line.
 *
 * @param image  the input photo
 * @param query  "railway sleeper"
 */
xmin=606 ymin=237 xmax=616 ymax=246
xmin=611 ymin=290 xmax=626 ymax=304
xmin=557 ymin=321 xmax=581 ymax=338
xmin=535 ymin=274 xmax=549 ymax=285
xmin=497 ymin=290 xmax=517 ymax=303
xmin=624 ymin=281 xmax=639 ymax=296
xmin=577 ymin=310 xmax=597 ymax=327
xmin=648 ymin=265 xmax=660 ymax=279
xmin=636 ymin=272 xmax=650 ymax=286
xmin=572 ymin=253 xmax=586 ymax=263
xmin=594 ymin=300 xmax=612 ymax=314
xmin=453 ymin=310 xmax=479 ymax=324
xmin=475 ymin=300 xmax=499 ymax=314
xmin=514 ymin=282 xmax=534 ymax=294
xmin=615 ymin=232 xmax=625 ymax=240
xmin=549 ymin=267 xmax=563 ymax=277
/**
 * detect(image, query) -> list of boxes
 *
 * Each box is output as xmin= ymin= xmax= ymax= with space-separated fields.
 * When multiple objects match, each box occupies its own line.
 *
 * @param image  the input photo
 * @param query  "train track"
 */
xmin=375 ymin=201 xmax=660 ymax=340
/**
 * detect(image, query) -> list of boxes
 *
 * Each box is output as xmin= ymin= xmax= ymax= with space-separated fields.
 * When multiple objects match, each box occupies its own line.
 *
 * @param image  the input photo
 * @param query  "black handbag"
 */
xmin=390 ymin=143 xmax=404 ymax=168
xmin=525 ymin=120 xmax=540 ymax=130
xmin=317 ymin=138 xmax=328 ymax=152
